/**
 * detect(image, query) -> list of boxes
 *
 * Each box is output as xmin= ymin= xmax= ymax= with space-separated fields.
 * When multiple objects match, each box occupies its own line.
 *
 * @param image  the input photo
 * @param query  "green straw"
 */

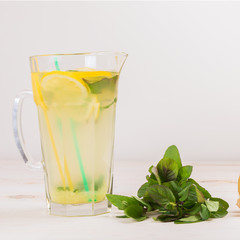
xmin=54 ymin=57 xmax=90 ymax=199
xmin=70 ymin=119 xmax=90 ymax=194
xmin=54 ymin=57 xmax=60 ymax=71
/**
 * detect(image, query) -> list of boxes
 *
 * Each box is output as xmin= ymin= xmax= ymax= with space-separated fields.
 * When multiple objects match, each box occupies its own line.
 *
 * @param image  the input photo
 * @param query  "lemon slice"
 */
xmin=40 ymin=72 xmax=90 ymax=106
xmin=40 ymin=72 xmax=101 ymax=121
xmin=31 ymin=73 xmax=47 ymax=109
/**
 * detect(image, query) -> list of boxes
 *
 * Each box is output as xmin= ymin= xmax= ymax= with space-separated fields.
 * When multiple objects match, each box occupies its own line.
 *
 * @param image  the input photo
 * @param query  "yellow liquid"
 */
xmin=31 ymin=71 xmax=119 ymax=204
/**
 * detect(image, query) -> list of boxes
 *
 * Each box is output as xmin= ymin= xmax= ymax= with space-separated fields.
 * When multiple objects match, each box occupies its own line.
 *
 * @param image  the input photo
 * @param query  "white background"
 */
xmin=1 ymin=1 xmax=240 ymax=163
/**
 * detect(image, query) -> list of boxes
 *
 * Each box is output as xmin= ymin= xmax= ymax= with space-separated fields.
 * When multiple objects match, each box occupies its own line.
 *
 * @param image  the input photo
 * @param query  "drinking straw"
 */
xmin=34 ymin=57 xmax=66 ymax=188
xmin=54 ymin=57 xmax=60 ymax=71
xmin=54 ymin=57 xmax=90 ymax=198
xmin=70 ymin=119 xmax=90 ymax=194
xmin=53 ymin=57 xmax=75 ymax=190
xmin=42 ymin=110 xmax=66 ymax=188
xmin=56 ymin=118 xmax=74 ymax=191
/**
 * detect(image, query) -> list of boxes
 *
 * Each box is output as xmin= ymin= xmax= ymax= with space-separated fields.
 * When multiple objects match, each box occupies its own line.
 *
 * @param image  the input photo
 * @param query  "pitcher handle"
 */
xmin=13 ymin=90 xmax=42 ymax=169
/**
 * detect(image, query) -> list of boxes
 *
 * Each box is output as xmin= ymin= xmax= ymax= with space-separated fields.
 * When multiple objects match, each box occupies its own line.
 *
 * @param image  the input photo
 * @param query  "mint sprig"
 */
xmin=106 ymin=145 xmax=229 ymax=223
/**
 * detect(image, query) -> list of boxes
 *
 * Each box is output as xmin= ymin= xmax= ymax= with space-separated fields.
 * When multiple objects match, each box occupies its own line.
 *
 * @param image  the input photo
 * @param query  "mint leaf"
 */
xmin=147 ymin=165 xmax=161 ymax=184
xmin=210 ymin=197 xmax=229 ymax=210
xmin=182 ymin=201 xmax=196 ymax=209
xmin=157 ymin=158 xmax=178 ymax=182
xmin=145 ymin=185 xmax=176 ymax=208
xmin=175 ymin=215 xmax=202 ymax=224
xmin=137 ymin=182 xmax=150 ymax=198
xmin=188 ymin=179 xmax=211 ymax=199
xmin=155 ymin=215 xmax=179 ymax=222
xmin=210 ymin=209 xmax=228 ymax=218
xmin=185 ymin=203 xmax=201 ymax=215
xmin=163 ymin=145 xmax=182 ymax=169
xmin=148 ymin=165 xmax=154 ymax=173
xmin=155 ymin=208 xmax=182 ymax=222
xmin=83 ymin=76 xmax=118 ymax=94
xmin=94 ymin=176 xmax=104 ymax=191
xmin=179 ymin=184 xmax=205 ymax=203
xmin=133 ymin=196 xmax=152 ymax=211
xmin=188 ymin=185 xmax=205 ymax=203
xmin=146 ymin=177 xmax=158 ymax=185
xmin=163 ymin=181 xmax=182 ymax=200
xmin=209 ymin=197 xmax=229 ymax=218
xmin=100 ymin=98 xmax=117 ymax=109
xmin=200 ymin=204 xmax=210 ymax=220
xmin=106 ymin=194 xmax=139 ymax=210
xmin=151 ymin=166 xmax=161 ymax=184
xmin=179 ymin=184 xmax=192 ymax=201
xmin=124 ymin=205 xmax=146 ymax=221
xmin=205 ymin=199 xmax=219 ymax=212
xmin=146 ymin=165 xmax=160 ymax=184
xmin=178 ymin=165 xmax=193 ymax=181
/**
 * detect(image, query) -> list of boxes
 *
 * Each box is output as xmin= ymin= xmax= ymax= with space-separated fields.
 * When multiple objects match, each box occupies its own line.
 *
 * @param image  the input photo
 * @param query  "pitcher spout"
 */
xmin=114 ymin=52 xmax=128 ymax=73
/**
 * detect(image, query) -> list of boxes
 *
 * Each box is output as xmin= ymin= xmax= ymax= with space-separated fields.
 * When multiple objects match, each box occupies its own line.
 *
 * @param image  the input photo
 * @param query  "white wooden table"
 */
xmin=1 ymin=159 xmax=240 ymax=240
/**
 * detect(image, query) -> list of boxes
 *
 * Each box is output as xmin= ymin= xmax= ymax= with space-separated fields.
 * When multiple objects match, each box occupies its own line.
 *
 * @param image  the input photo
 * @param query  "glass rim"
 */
xmin=29 ymin=51 xmax=128 ymax=59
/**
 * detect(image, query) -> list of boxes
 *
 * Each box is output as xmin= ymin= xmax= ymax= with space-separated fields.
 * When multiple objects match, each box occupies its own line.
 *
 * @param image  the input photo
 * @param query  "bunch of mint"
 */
xmin=106 ymin=145 xmax=229 ymax=223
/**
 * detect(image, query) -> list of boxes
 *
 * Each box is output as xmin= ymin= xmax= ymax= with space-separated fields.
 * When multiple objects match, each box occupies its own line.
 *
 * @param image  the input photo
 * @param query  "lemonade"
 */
xmin=31 ymin=70 xmax=119 ymax=205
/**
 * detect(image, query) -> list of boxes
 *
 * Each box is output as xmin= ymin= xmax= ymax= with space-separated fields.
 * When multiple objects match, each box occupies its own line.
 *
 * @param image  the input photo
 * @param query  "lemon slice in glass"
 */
xmin=39 ymin=71 xmax=100 ymax=121
xmin=40 ymin=72 xmax=90 ymax=106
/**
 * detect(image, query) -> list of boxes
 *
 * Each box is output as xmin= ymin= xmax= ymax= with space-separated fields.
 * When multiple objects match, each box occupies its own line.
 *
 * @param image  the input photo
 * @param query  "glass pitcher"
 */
xmin=13 ymin=52 xmax=127 ymax=216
